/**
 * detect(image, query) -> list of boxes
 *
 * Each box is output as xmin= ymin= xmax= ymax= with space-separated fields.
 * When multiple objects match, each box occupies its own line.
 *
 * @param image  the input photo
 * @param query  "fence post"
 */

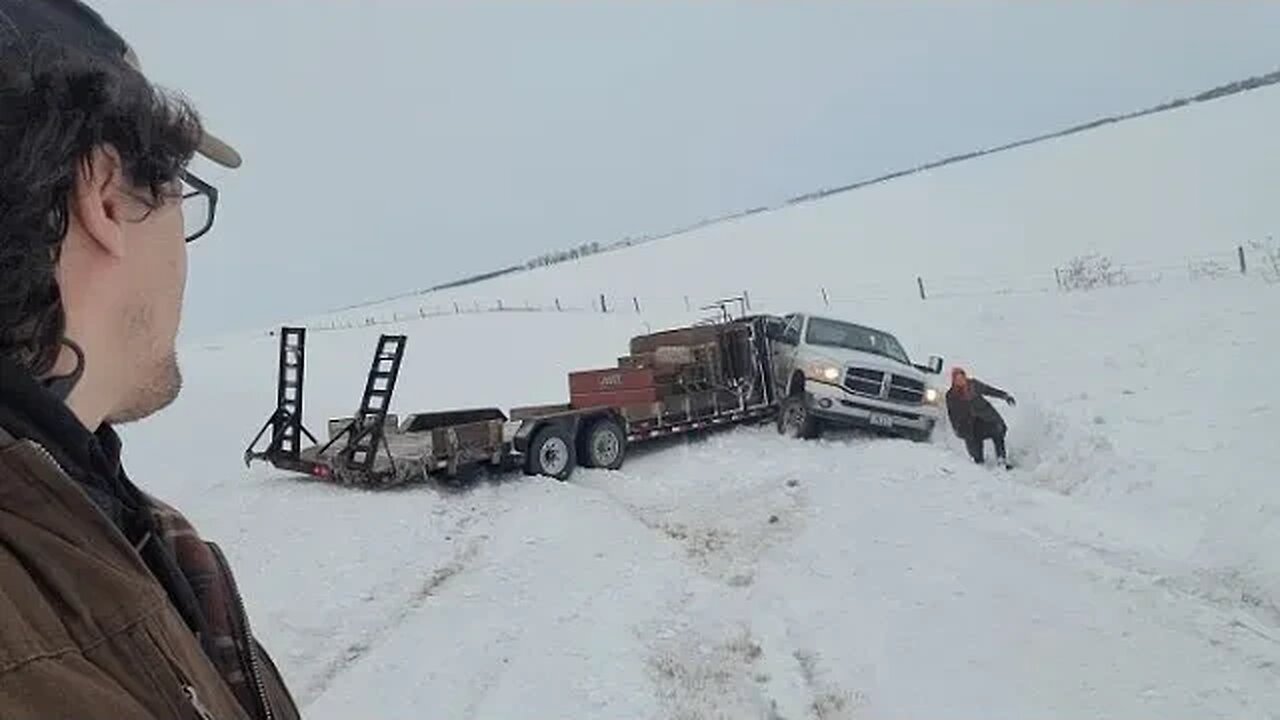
xmin=555 ymin=298 xmax=562 ymax=311
xmin=453 ymin=302 xmax=460 ymax=314
xmin=497 ymin=299 xmax=503 ymax=311
xmin=1239 ymin=245 xmax=1248 ymax=275
xmin=743 ymin=290 xmax=752 ymax=310
xmin=633 ymin=296 xmax=641 ymax=313
xmin=600 ymin=294 xmax=608 ymax=313
xmin=917 ymin=276 xmax=927 ymax=300
xmin=821 ymin=287 xmax=829 ymax=307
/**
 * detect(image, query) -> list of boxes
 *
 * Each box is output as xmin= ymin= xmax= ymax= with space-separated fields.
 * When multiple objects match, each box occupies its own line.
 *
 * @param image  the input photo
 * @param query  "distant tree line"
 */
xmin=525 ymin=240 xmax=605 ymax=269
xmin=354 ymin=67 xmax=1280 ymax=305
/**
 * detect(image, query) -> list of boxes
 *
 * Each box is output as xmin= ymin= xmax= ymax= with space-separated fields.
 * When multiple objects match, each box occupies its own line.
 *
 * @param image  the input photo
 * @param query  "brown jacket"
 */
xmin=0 ymin=427 xmax=300 ymax=720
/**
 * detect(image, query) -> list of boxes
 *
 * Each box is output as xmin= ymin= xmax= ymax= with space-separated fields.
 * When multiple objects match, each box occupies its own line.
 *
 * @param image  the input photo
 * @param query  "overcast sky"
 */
xmin=93 ymin=0 xmax=1280 ymax=339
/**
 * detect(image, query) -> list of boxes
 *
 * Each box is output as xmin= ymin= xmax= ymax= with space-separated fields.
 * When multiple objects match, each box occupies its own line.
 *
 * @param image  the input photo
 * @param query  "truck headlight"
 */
xmin=925 ymin=388 xmax=940 ymax=404
xmin=805 ymin=361 xmax=842 ymax=383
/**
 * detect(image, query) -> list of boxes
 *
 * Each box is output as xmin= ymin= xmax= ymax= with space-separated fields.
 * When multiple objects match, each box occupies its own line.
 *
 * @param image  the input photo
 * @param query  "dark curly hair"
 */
xmin=0 ymin=39 xmax=203 ymax=375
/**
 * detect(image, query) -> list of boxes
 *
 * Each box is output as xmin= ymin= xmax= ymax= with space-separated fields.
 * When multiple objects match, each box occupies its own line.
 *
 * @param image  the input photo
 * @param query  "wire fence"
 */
xmin=273 ymin=242 xmax=1278 ymax=336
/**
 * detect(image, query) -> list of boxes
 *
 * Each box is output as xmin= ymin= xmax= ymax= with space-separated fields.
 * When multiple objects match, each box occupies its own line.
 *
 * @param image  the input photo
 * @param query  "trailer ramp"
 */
xmin=244 ymin=327 xmax=320 ymax=470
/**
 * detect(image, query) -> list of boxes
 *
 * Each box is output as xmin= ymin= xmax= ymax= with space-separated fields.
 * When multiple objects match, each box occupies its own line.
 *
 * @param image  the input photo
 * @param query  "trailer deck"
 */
xmin=245 ymin=309 xmax=779 ymax=486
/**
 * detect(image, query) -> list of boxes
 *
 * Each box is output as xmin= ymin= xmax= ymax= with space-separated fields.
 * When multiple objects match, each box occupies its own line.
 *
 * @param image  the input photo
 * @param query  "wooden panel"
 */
xmin=570 ymin=386 xmax=660 ymax=409
xmin=618 ymin=402 xmax=662 ymax=422
xmin=569 ymin=367 xmax=655 ymax=395
xmin=427 ymin=421 xmax=503 ymax=460
xmin=629 ymin=325 xmax=724 ymax=354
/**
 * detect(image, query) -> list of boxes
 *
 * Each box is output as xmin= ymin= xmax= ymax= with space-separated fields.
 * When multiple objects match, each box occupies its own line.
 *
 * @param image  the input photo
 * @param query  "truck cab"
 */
xmin=765 ymin=312 xmax=945 ymax=441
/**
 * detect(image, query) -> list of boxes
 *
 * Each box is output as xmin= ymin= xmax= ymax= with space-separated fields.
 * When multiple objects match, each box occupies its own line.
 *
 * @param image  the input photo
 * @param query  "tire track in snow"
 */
xmin=583 ymin=432 xmax=870 ymax=717
xmin=301 ymin=520 xmax=488 ymax=705
xmin=788 ymin=647 xmax=865 ymax=720
xmin=642 ymin=609 xmax=865 ymax=720
xmin=1024 ymin=525 xmax=1280 ymax=665
xmin=580 ymin=435 xmax=811 ymax=588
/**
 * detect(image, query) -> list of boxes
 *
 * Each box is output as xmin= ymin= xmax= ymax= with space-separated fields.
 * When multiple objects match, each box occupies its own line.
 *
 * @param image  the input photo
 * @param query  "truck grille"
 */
xmin=844 ymin=367 xmax=884 ymax=397
xmin=844 ymin=368 xmax=925 ymax=404
xmin=888 ymin=374 xmax=925 ymax=404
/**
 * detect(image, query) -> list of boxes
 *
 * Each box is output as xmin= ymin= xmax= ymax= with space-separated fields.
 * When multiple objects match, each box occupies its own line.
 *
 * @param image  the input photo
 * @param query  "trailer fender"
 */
xmin=513 ymin=414 xmax=578 ymax=453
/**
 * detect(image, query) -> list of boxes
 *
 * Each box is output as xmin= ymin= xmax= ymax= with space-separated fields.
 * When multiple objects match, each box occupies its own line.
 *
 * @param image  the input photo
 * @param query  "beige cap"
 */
xmin=123 ymin=46 xmax=242 ymax=169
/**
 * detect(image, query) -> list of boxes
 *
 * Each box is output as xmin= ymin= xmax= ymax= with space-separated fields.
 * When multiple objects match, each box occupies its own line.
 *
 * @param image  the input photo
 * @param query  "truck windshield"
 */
xmin=805 ymin=317 xmax=910 ymax=365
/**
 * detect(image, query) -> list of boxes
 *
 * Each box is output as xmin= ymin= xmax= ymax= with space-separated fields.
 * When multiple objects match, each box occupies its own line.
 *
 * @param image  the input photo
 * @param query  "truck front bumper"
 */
xmin=805 ymin=381 xmax=939 ymax=434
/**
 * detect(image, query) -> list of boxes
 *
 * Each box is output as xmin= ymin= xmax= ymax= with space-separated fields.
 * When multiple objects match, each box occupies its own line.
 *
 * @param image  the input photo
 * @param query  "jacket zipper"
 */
xmin=209 ymin=543 xmax=275 ymax=720
xmin=183 ymin=685 xmax=217 ymax=720
xmin=27 ymin=441 xmax=65 ymax=476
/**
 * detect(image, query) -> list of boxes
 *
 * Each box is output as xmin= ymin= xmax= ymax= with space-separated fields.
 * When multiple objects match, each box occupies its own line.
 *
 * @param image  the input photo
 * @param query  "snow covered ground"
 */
xmin=128 ymin=276 xmax=1279 ymax=719
xmin=122 ymin=83 xmax=1280 ymax=717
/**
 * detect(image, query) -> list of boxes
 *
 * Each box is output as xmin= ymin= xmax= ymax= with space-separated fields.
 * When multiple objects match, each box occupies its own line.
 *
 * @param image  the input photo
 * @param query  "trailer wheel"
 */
xmin=580 ymin=417 xmax=627 ymax=470
xmin=777 ymin=394 xmax=822 ymax=440
xmin=525 ymin=424 xmax=577 ymax=481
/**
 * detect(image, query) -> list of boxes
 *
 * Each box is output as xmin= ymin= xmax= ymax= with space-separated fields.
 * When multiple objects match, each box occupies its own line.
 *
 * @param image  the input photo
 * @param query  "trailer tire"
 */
xmin=579 ymin=416 xmax=627 ymax=470
xmin=777 ymin=394 xmax=822 ymax=440
xmin=525 ymin=424 xmax=577 ymax=481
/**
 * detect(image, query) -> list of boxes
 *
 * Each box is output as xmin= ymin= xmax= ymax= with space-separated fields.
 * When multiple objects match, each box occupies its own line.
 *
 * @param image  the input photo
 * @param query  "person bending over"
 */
xmin=946 ymin=367 xmax=1016 ymax=469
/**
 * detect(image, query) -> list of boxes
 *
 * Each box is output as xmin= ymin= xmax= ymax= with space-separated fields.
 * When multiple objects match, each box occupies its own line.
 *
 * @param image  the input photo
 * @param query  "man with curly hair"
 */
xmin=0 ymin=2 xmax=299 ymax=718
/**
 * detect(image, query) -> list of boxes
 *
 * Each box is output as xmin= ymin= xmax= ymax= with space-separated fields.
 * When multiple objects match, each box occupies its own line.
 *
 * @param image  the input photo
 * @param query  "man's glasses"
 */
xmin=180 ymin=169 xmax=218 ymax=243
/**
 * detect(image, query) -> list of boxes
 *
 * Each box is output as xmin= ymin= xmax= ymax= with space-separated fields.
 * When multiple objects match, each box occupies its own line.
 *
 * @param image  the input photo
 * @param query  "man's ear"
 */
xmin=69 ymin=146 xmax=130 ymax=260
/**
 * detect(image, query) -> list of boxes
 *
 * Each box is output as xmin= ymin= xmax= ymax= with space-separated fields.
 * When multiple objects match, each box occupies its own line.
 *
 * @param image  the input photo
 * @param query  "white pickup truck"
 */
xmin=764 ymin=312 xmax=945 ymax=441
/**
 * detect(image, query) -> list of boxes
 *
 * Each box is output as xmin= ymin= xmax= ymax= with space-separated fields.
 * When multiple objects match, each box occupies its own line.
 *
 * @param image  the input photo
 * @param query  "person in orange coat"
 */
xmin=945 ymin=367 xmax=1016 ymax=468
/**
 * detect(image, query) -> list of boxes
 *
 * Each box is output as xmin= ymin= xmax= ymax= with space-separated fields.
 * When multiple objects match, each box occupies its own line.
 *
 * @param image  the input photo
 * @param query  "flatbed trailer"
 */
xmin=244 ymin=313 xmax=779 ymax=486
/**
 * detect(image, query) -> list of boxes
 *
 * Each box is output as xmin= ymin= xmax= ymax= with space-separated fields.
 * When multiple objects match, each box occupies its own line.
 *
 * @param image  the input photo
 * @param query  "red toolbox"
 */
xmin=570 ymin=367 xmax=654 ymax=394
xmin=569 ymin=368 xmax=659 ymax=409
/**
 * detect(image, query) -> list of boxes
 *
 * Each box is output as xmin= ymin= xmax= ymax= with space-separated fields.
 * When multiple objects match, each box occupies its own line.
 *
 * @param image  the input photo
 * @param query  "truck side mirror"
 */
xmin=927 ymin=355 xmax=944 ymax=374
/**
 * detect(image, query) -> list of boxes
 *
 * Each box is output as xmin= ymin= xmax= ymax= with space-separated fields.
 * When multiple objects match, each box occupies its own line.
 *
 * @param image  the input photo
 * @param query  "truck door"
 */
xmin=771 ymin=314 xmax=804 ymax=396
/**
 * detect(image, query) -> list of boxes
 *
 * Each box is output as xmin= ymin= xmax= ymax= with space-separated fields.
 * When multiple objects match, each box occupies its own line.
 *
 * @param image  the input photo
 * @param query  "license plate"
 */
xmin=869 ymin=413 xmax=895 ymax=428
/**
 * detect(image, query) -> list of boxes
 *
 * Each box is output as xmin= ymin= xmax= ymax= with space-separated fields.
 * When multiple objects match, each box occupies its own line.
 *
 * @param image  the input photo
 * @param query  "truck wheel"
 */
xmin=525 ymin=424 xmax=577 ymax=481
xmin=777 ymin=394 xmax=821 ymax=440
xmin=580 ymin=417 xmax=627 ymax=470
xmin=905 ymin=427 xmax=933 ymax=443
